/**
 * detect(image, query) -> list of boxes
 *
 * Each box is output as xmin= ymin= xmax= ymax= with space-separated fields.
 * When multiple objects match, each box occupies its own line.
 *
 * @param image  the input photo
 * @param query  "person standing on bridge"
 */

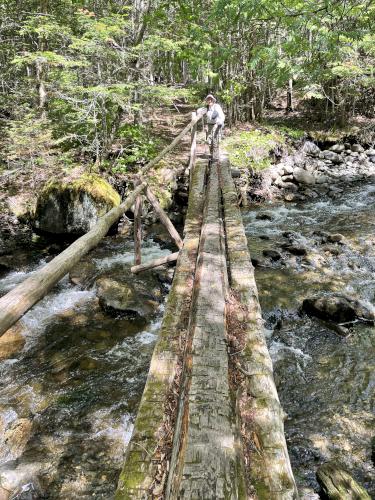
xmin=198 ymin=94 xmax=225 ymax=159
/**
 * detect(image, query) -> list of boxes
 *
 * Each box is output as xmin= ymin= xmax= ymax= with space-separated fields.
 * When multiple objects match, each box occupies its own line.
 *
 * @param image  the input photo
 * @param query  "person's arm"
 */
xmin=216 ymin=104 xmax=225 ymax=126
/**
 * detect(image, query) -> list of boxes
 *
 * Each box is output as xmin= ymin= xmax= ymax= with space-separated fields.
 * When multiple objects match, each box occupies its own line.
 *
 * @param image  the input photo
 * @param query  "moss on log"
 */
xmin=317 ymin=462 xmax=371 ymax=500
xmin=220 ymin=156 xmax=298 ymax=499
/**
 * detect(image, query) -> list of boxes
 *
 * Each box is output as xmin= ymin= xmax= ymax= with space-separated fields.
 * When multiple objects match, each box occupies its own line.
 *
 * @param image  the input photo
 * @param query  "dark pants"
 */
xmin=206 ymin=123 xmax=222 ymax=160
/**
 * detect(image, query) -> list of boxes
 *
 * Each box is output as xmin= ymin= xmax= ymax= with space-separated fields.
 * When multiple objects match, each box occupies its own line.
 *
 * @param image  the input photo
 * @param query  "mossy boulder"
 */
xmin=33 ymin=174 xmax=120 ymax=235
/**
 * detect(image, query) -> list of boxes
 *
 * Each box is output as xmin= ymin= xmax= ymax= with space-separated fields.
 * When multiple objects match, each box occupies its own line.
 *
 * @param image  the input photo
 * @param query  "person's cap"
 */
xmin=205 ymin=94 xmax=216 ymax=102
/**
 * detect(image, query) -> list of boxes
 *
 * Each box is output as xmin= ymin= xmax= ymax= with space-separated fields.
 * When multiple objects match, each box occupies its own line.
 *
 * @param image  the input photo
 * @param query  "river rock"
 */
xmin=0 ymin=417 xmax=33 ymax=462
xmin=316 ymin=462 xmax=371 ymax=500
xmin=293 ymin=167 xmax=315 ymax=185
xmin=302 ymin=294 xmax=375 ymax=323
xmin=302 ymin=141 xmax=321 ymax=157
xmin=281 ymin=243 xmax=307 ymax=256
xmin=256 ymin=212 xmax=274 ymax=221
xmin=282 ymin=164 xmax=294 ymax=175
xmin=329 ymin=144 xmax=345 ymax=153
xmin=0 ymin=324 xmax=26 ymax=360
xmin=33 ymin=173 xmax=121 ymax=235
xmin=96 ymin=277 xmax=159 ymax=319
xmin=327 ymin=233 xmax=345 ymax=244
xmin=262 ymin=249 xmax=282 ymax=260
xmin=321 ymin=151 xmax=342 ymax=164
xmin=351 ymin=144 xmax=364 ymax=153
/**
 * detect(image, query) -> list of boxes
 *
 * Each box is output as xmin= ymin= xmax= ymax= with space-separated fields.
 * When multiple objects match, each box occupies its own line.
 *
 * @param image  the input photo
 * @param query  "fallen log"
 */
xmin=0 ymin=182 xmax=147 ymax=337
xmin=131 ymin=251 xmax=179 ymax=274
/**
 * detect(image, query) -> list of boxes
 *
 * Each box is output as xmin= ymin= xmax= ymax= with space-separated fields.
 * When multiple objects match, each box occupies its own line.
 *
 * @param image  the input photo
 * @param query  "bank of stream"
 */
xmin=0 ymin=180 xmax=374 ymax=498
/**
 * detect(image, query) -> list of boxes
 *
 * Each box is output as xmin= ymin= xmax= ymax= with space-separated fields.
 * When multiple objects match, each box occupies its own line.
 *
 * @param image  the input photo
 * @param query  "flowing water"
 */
xmin=0 ymin=237 xmax=170 ymax=499
xmin=1 ymin=183 xmax=374 ymax=499
xmin=243 ymin=182 xmax=375 ymax=497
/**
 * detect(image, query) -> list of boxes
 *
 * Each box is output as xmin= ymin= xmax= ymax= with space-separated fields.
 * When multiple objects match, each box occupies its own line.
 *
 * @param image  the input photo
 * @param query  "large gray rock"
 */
xmin=293 ymin=167 xmax=316 ymax=185
xmin=33 ymin=174 xmax=120 ymax=235
xmin=302 ymin=141 xmax=321 ymax=157
xmin=302 ymin=294 xmax=375 ymax=323
xmin=96 ymin=277 xmax=160 ymax=319
xmin=351 ymin=144 xmax=364 ymax=153
xmin=329 ymin=144 xmax=345 ymax=153
xmin=322 ymin=151 xmax=342 ymax=164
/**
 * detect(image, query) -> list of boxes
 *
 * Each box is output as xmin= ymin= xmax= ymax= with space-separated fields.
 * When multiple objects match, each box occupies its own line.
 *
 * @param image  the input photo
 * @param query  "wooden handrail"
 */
xmin=0 ymin=110 xmax=206 ymax=337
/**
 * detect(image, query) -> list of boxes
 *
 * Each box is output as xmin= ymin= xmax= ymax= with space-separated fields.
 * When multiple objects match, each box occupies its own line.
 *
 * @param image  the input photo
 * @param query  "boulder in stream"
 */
xmin=0 ymin=324 xmax=26 ymax=360
xmin=33 ymin=173 xmax=121 ymax=235
xmin=316 ymin=462 xmax=371 ymax=500
xmin=293 ymin=167 xmax=316 ymax=186
xmin=302 ymin=294 xmax=375 ymax=324
xmin=96 ymin=277 xmax=160 ymax=319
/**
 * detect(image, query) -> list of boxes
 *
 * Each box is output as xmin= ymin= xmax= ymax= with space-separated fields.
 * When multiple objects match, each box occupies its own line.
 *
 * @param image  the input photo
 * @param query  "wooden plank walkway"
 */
xmin=115 ymin=155 xmax=298 ymax=500
xmin=167 ymin=161 xmax=246 ymax=499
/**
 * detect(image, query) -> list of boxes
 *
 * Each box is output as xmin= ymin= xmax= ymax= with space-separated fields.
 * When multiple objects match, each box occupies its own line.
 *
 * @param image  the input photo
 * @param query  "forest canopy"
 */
xmin=1 ymin=0 xmax=374 ymax=168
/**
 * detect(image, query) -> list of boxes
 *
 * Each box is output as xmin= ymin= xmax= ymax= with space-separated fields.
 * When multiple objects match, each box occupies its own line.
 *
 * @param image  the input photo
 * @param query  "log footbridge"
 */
xmin=0 ymin=111 xmax=298 ymax=499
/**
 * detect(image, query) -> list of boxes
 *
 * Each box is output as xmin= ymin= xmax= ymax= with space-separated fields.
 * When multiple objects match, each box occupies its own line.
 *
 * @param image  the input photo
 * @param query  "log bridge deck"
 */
xmin=0 ymin=111 xmax=298 ymax=499
xmin=115 ymin=155 xmax=298 ymax=499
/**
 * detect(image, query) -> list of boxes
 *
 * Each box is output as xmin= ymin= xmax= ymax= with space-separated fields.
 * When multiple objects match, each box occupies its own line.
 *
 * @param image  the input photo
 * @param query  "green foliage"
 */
xmin=111 ymin=125 xmax=160 ymax=173
xmin=223 ymin=129 xmax=285 ymax=171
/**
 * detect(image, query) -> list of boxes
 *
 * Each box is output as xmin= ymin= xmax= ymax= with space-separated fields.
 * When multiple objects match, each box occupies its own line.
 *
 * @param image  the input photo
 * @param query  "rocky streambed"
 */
xmin=244 ymin=180 xmax=375 ymax=497
xmin=0 ymin=232 xmax=174 ymax=499
xmin=242 ymin=140 xmax=375 ymax=203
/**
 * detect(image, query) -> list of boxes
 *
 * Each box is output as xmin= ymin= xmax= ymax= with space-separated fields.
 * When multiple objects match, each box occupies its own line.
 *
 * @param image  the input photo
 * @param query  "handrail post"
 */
xmin=188 ymin=112 xmax=197 ymax=184
xmin=134 ymin=182 xmax=142 ymax=266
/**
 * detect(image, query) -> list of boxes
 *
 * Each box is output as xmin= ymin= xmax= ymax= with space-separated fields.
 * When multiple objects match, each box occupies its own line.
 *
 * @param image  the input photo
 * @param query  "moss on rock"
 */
xmin=34 ymin=173 xmax=120 ymax=235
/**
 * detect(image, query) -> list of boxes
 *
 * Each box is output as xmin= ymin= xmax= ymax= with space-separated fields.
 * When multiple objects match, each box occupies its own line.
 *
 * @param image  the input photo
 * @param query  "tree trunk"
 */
xmin=286 ymin=78 xmax=293 ymax=112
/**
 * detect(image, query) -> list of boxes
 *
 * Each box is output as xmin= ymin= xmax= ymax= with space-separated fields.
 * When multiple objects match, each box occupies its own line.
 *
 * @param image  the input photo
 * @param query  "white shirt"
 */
xmin=198 ymin=103 xmax=225 ymax=126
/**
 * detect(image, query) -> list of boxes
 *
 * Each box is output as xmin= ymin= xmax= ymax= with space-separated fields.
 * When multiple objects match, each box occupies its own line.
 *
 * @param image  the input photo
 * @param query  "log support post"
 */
xmin=134 ymin=186 xmax=143 ymax=266
xmin=145 ymin=186 xmax=183 ymax=249
xmin=188 ymin=111 xmax=197 ymax=182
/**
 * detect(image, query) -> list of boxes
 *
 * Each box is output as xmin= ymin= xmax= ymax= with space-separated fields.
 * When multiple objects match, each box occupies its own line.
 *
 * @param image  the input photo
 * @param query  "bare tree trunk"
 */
xmin=286 ymin=78 xmax=293 ymax=112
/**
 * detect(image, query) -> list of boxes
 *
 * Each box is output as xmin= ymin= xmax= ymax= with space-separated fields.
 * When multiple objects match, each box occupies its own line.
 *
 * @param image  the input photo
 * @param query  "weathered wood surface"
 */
xmin=169 ymin=161 xmax=246 ymax=499
xmin=317 ymin=462 xmax=371 ymax=500
xmin=131 ymin=251 xmax=179 ymax=274
xmin=220 ymin=156 xmax=298 ymax=499
xmin=145 ymin=186 xmax=183 ymax=249
xmin=115 ymin=159 xmax=208 ymax=499
xmin=0 ymin=181 xmax=147 ymax=338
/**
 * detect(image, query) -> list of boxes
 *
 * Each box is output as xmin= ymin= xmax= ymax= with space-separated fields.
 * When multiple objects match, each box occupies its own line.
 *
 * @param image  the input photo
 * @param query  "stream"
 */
xmin=244 ymin=181 xmax=375 ymax=497
xmin=0 ymin=182 xmax=374 ymax=498
xmin=0 ymin=237 xmax=170 ymax=499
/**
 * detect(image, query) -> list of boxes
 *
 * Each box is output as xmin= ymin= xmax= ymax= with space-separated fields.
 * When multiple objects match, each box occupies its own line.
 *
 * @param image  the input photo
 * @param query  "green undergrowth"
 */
xmin=222 ymin=128 xmax=286 ymax=171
